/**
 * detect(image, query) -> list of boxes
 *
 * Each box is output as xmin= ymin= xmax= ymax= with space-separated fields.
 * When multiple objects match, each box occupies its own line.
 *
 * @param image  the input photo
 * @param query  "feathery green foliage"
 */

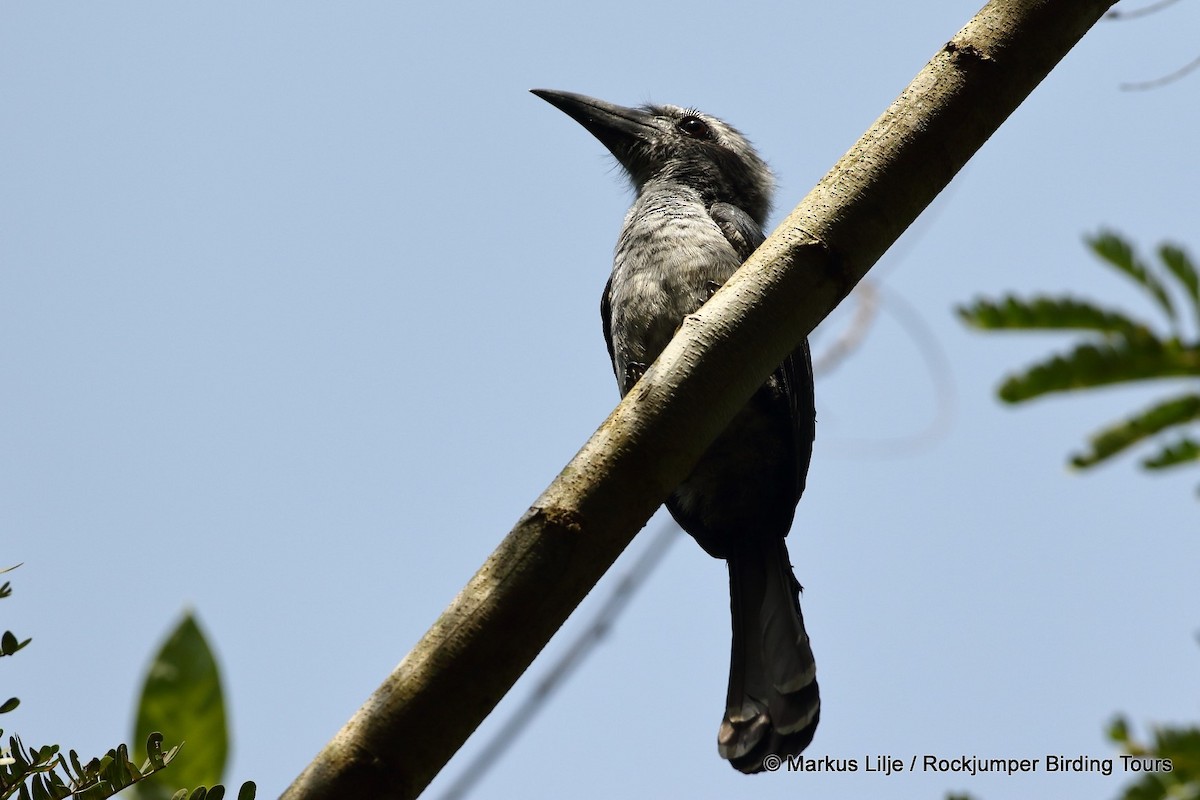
xmin=1108 ymin=716 xmax=1200 ymax=800
xmin=1088 ymin=232 xmax=1177 ymax=324
xmin=1 ymin=734 xmax=182 ymax=800
xmin=1072 ymin=394 xmax=1200 ymax=468
xmin=0 ymin=568 xmax=254 ymax=799
xmin=959 ymin=231 xmax=1200 ymax=493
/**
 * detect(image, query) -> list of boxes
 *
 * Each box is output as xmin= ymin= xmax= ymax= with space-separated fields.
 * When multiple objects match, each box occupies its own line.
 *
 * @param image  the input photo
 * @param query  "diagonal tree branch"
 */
xmin=283 ymin=1 xmax=1117 ymax=797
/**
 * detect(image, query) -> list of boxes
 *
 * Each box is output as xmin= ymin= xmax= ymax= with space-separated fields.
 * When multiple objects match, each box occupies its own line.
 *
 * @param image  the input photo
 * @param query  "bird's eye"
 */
xmin=677 ymin=115 xmax=713 ymax=140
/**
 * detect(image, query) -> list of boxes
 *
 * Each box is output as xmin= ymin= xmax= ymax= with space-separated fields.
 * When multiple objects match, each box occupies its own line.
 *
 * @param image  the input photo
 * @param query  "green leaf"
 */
xmin=1109 ymin=716 xmax=1131 ymax=743
xmin=235 ymin=782 xmax=256 ymax=800
xmin=957 ymin=295 xmax=1156 ymax=338
xmin=1 ymin=632 xmax=32 ymax=657
xmin=0 ymin=566 xmax=21 ymax=600
xmin=1071 ymin=394 xmax=1200 ymax=468
xmin=1089 ymin=231 xmax=1176 ymax=322
xmin=107 ymin=744 xmax=133 ymax=788
xmin=76 ymin=782 xmax=114 ymax=800
xmin=1160 ymin=244 xmax=1200 ymax=324
xmin=145 ymin=733 xmax=162 ymax=769
xmin=131 ymin=613 xmax=228 ymax=800
xmin=31 ymin=772 xmax=58 ymax=800
xmin=45 ymin=769 xmax=70 ymax=798
xmin=1142 ymin=437 xmax=1200 ymax=470
xmin=1113 ymin=724 xmax=1200 ymax=800
xmin=69 ymin=751 xmax=85 ymax=782
xmin=997 ymin=339 xmax=1200 ymax=403
xmin=0 ymin=698 xmax=18 ymax=714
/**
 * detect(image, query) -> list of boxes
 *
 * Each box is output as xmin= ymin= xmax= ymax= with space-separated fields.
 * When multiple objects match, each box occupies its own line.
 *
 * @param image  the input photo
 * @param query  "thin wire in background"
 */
xmin=438 ymin=522 xmax=681 ymax=800
xmin=1106 ymin=0 xmax=1200 ymax=90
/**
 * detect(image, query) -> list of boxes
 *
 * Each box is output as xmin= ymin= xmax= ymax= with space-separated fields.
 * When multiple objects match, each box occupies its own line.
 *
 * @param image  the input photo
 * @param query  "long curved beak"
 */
xmin=531 ymin=89 xmax=655 ymax=168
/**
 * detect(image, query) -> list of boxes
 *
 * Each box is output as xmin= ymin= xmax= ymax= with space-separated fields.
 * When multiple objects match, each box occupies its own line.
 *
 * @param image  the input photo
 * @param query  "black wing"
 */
xmin=600 ymin=273 xmax=615 ymax=366
xmin=709 ymin=201 xmax=816 ymax=504
xmin=780 ymin=339 xmax=816 ymax=500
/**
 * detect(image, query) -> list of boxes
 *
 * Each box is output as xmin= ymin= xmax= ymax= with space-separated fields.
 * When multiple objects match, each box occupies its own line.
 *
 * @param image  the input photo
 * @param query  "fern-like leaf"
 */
xmin=1 ymin=735 xmax=187 ymax=800
xmin=1142 ymin=437 xmax=1200 ymax=470
xmin=1110 ymin=722 xmax=1200 ymax=800
xmin=1160 ymin=244 xmax=1200 ymax=328
xmin=1089 ymin=231 xmax=1176 ymax=322
xmin=998 ymin=339 xmax=1200 ymax=403
xmin=1071 ymin=394 xmax=1200 ymax=468
xmin=0 ymin=737 xmax=61 ymax=800
xmin=958 ymin=295 xmax=1155 ymax=337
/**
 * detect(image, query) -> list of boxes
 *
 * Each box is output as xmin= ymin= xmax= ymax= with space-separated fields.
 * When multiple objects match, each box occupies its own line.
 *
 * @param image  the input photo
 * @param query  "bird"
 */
xmin=531 ymin=89 xmax=819 ymax=773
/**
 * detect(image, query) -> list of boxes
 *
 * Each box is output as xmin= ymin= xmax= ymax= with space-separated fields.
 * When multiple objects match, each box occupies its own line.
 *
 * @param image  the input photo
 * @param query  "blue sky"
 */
xmin=3 ymin=2 xmax=1199 ymax=799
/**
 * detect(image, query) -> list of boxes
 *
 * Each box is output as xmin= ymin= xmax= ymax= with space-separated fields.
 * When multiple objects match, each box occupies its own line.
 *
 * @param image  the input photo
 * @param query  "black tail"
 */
xmin=718 ymin=537 xmax=819 ymax=773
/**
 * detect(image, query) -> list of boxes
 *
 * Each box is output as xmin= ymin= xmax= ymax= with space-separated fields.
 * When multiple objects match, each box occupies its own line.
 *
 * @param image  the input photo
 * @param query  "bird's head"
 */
xmin=532 ymin=89 xmax=774 ymax=226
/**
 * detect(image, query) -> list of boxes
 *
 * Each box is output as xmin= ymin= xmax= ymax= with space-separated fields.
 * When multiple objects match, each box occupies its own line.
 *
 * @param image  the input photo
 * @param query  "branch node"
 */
xmin=524 ymin=504 xmax=585 ymax=536
xmin=944 ymin=39 xmax=995 ymax=65
xmin=793 ymin=226 xmax=852 ymax=299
